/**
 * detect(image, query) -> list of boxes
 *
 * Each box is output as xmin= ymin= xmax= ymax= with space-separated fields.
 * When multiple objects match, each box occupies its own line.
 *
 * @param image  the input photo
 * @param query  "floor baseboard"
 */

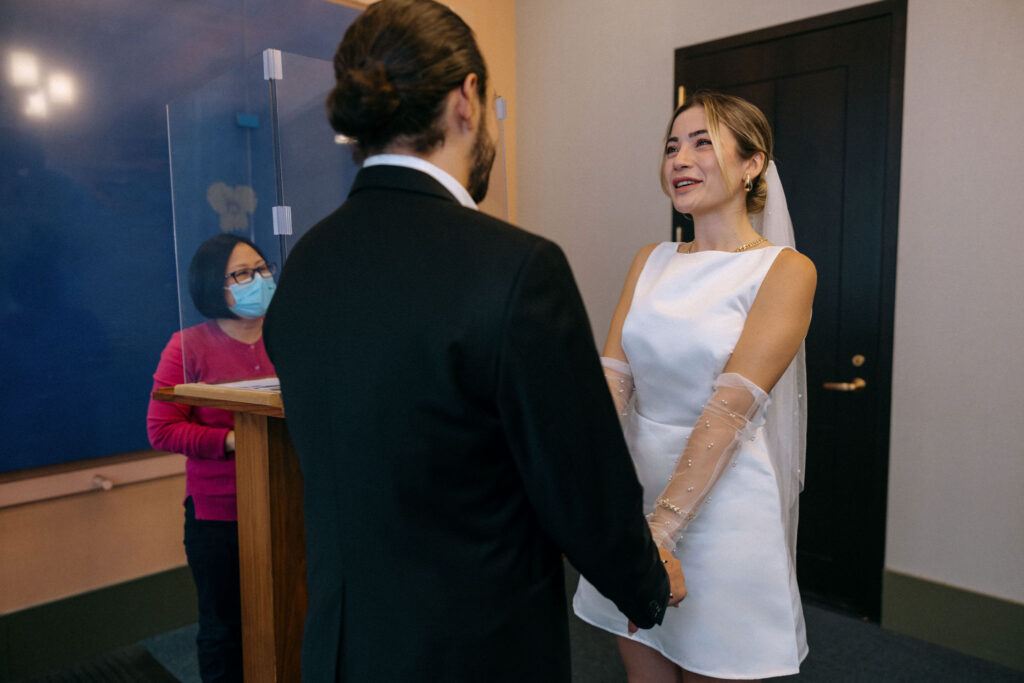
xmin=882 ymin=569 xmax=1024 ymax=672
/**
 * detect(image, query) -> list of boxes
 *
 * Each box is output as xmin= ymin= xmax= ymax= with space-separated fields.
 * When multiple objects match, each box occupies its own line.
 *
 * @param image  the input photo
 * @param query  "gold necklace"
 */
xmin=733 ymin=236 xmax=767 ymax=252
xmin=683 ymin=236 xmax=767 ymax=254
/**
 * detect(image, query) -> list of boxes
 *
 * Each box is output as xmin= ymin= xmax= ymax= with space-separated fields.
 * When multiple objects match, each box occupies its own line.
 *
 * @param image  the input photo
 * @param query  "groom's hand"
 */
xmin=628 ymin=546 xmax=686 ymax=634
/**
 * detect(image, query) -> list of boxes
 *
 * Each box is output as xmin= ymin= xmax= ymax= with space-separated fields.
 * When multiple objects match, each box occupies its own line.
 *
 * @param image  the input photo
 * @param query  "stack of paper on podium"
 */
xmin=173 ymin=377 xmax=281 ymax=408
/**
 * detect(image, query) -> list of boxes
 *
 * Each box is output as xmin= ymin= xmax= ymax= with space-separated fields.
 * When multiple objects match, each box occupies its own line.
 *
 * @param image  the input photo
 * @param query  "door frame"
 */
xmin=672 ymin=0 xmax=906 ymax=618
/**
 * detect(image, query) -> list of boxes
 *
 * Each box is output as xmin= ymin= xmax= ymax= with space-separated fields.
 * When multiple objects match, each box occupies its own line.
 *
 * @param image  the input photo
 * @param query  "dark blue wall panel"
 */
xmin=0 ymin=0 xmax=359 ymax=472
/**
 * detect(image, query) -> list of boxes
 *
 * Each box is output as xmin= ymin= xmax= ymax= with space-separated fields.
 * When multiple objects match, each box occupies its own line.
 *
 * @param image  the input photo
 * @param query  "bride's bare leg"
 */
xmin=616 ymin=636 xmax=683 ymax=683
xmin=682 ymin=670 xmax=761 ymax=683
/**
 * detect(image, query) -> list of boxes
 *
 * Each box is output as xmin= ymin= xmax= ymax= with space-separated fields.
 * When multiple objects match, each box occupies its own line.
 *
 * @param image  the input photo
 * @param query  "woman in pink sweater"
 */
xmin=147 ymin=233 xmax=276 ymax=682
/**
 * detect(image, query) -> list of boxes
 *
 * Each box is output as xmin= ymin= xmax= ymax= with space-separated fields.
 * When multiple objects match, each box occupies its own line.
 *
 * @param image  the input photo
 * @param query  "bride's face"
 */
xmin=662 ymin=105 xmax=752 ymax=218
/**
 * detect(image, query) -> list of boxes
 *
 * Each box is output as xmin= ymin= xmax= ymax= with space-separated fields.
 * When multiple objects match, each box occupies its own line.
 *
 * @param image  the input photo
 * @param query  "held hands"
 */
xmin=660 ymin=546 xmax=687 ymax=608
xmin=628 ymin=547 xmax=686 ymax=634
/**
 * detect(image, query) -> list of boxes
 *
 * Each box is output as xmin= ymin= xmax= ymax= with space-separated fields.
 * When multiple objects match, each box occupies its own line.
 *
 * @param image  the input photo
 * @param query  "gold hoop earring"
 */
xmin=744 ymin=173 xmax=752 ymax=192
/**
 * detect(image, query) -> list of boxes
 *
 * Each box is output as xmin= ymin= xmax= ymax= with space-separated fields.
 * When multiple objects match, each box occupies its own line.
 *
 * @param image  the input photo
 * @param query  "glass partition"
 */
xmin=168 ymin=51 xmax=275 ymax=340
xmin=167 ymin=48 xmax=508 ymax=387
xmin=274 ymin=51 xmax=358 ymax=256
xmin=166 ymin=49 xmax=347 ymax=384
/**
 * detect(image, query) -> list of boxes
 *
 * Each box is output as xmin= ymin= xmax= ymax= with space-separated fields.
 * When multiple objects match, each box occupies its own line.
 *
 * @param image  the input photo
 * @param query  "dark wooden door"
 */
xmin=673 ymin=1 xmax=906 ymax=619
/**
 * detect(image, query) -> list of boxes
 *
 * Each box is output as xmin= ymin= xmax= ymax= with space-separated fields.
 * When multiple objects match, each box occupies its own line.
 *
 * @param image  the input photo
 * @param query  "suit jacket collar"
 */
xmin=349 ymin=165 xmax=460 ymax=205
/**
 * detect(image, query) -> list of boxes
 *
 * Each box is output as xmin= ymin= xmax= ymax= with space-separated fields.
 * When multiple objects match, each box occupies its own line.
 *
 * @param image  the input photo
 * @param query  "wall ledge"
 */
xmin=0 ymin=450 xmax=185 ymax=509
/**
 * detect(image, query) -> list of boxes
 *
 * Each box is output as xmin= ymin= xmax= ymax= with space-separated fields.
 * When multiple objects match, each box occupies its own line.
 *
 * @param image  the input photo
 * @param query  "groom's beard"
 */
xmin=467 ymin=121 xmax=497 ymax=204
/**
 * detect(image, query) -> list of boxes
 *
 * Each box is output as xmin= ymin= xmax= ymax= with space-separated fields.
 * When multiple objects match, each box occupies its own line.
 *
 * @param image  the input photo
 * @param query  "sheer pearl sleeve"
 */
xmin=601 ymin=356 xmax=634 ymax=418
xmin=647 ymin=372 xmax=769 ymax=550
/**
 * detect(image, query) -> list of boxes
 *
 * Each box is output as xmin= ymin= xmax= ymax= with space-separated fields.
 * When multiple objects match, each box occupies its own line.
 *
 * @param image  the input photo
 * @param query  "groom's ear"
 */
xmin=451 ymin=73 xmax=481 ymax=133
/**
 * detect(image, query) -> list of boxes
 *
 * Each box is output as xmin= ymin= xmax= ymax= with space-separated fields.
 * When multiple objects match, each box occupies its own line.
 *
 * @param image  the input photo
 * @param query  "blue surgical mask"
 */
xmin=226 ymin=274 xmax=276 ymax=318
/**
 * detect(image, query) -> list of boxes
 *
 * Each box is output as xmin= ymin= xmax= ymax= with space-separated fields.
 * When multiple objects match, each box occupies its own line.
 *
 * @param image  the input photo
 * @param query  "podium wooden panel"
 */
xmin=153 ymin=385 xmax=305 ymax=682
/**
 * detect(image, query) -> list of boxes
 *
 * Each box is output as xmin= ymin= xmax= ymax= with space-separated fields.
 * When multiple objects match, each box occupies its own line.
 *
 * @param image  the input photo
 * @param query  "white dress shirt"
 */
xmin=362 ymin=154 xmax=478 ymax=210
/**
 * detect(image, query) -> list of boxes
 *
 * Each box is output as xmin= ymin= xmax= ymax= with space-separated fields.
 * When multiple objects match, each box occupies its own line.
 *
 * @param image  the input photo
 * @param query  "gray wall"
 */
xmin=515 ymin=0 xmax=1024 ymax=604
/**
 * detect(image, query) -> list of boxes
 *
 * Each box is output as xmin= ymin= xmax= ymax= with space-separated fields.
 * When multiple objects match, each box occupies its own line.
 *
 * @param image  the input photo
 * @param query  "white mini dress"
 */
xmin=573 ymin=243 xmax=808 ymax=679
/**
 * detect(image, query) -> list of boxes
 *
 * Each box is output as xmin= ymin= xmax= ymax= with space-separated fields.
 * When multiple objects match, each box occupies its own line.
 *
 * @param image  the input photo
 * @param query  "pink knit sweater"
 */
xmin=147 ymin=320 xmax=274 ymax=521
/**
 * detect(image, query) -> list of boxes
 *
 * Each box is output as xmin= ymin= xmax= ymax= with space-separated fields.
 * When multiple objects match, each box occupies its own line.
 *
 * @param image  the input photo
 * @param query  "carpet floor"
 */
xmin=144 ymin=608 xmax=1024 ymax=683
xmin=21 ymin=645 xmax=180 ymax=683
xmin=139 ymin=565 xmax=1024 ymax=682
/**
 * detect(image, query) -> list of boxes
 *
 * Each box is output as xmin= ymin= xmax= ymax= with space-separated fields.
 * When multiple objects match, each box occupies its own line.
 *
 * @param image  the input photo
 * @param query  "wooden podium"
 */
xmin=153 ymin=384 xmax=306 ymax=682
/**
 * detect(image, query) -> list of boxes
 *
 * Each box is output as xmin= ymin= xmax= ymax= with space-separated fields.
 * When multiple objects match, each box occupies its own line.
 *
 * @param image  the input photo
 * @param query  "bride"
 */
xmin=573 ymin=91 xmax=816 ymax=683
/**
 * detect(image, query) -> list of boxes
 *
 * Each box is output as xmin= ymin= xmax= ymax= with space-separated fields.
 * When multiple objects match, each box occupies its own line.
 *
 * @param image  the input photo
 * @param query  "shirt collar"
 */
xmin=362 ymin=154 xmax=478 ymax=210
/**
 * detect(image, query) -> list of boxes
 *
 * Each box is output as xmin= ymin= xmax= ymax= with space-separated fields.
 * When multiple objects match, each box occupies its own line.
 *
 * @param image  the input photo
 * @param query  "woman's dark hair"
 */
xmin=327 ymin=0 xmax=488 ymax=158
xmin=188 ymin=233 xmax=266 ymax=320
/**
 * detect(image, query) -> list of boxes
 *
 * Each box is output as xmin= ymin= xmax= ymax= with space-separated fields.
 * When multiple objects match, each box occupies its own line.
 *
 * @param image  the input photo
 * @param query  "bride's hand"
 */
xmin=660 ymin=546 xmax=686 ymax=608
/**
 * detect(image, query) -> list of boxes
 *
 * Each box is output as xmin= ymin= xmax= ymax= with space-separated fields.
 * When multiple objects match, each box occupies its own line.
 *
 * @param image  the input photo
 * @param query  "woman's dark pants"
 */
xmin=184 ymin=496 xmax=243 ymax=682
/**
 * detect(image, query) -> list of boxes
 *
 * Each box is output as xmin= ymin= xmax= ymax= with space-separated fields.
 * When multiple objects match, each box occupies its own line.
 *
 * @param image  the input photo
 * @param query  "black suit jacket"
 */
xmin=263 ymin=165 xmax=668 ymax=682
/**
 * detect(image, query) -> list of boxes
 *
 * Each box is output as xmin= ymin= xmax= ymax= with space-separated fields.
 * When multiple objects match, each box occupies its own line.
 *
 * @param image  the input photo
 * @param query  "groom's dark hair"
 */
xmin=327 ymin=0 xmax=489 ymax=159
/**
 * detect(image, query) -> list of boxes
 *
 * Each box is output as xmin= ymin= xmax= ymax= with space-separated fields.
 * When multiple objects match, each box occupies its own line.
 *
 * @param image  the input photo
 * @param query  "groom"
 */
xmin=263 ymin=0 xmax=683 ymax=680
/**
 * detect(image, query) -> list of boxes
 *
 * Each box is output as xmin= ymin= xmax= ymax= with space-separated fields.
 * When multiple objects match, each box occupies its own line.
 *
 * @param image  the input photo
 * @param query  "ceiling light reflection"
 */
xmin=9 ymin=51 xmax=40 ymax=87
xmin=25 ymin=90 xmax=48 ymax=118
xmin=48 ymin=73 xmax=75 ymax=104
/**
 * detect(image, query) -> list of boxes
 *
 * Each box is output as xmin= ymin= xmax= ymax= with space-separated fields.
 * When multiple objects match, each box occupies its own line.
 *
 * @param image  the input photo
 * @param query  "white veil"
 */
xmin=749 ymin=161 xmax=807 ymax=565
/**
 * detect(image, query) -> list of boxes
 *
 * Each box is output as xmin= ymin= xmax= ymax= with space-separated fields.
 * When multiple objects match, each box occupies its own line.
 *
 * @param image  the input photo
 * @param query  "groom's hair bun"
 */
xmin=327 ymin=0 xmax=489 ymax=158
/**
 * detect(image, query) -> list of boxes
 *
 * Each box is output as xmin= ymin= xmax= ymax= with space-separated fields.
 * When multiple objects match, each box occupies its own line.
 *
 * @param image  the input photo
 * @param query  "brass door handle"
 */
xmin=822 ymin=377 xmax=867 ymax=392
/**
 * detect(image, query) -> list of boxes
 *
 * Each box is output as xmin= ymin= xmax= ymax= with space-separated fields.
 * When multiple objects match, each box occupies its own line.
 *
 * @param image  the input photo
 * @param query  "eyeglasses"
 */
xmin=224 ymin=262 xmax=277 ymax=285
